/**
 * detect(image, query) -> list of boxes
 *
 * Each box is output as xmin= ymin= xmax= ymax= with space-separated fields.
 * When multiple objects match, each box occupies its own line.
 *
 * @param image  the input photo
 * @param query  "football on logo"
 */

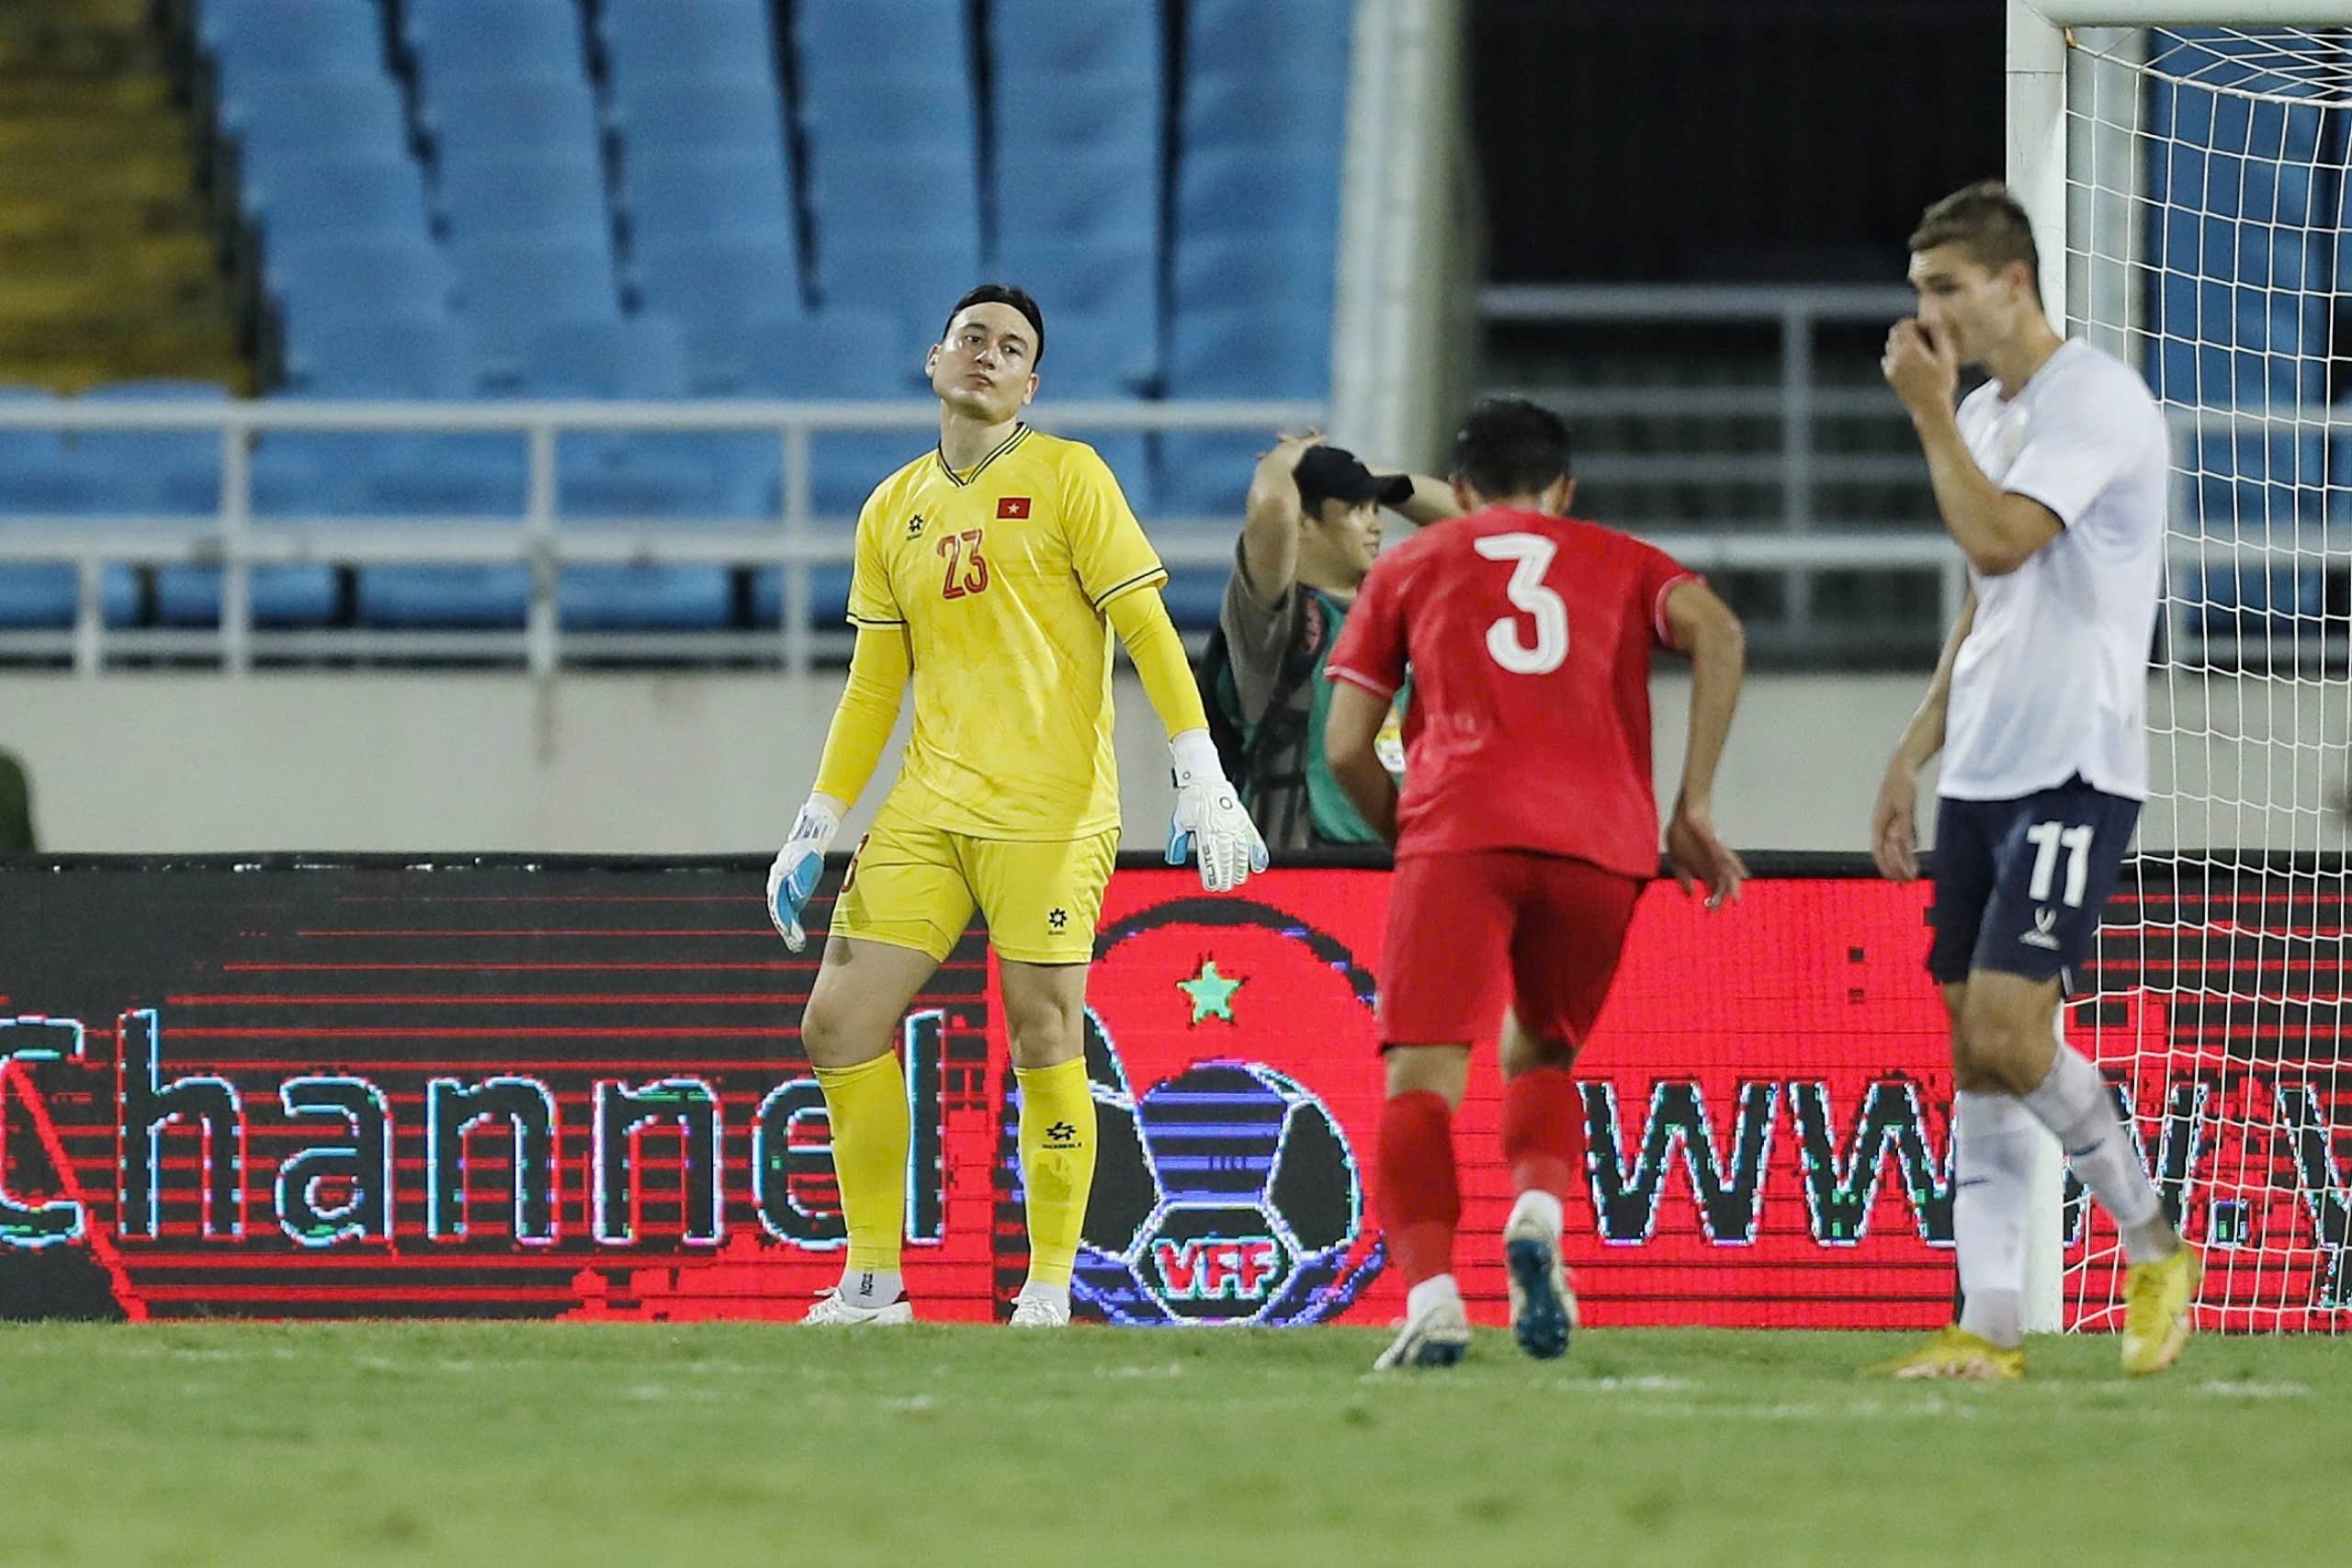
xmin=1064 ymin=1047 xmax=1379 ymax=1326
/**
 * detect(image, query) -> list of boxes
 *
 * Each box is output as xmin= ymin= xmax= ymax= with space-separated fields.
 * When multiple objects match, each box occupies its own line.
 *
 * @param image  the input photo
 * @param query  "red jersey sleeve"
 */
xmin=1632 ymin=538 xmax=1702 ymax=649
xmin=1324 ymin=554 xmax=1408 ymax=699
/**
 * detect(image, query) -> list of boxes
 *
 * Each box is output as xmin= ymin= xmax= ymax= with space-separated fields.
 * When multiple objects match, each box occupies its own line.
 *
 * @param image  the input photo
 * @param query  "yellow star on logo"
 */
xmin=1178 ymin=959 xmax=1243 ymax=1024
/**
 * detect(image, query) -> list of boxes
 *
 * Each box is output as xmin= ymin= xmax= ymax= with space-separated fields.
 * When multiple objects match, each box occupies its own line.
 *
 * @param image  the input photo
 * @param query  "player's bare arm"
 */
xmin=1322 ymin=680 xmax=1398 ymax=844
xmin=1660 ymin=579 xmax=1748 ymax=908
xmin=1883 ymin=320 xmax=2062 ymax=577
xmin=1871 ymin=588 xmax=1975 ymax=883
xmin=1239 ymin=432 xmax=1321 ymax=597
xmin=1367 ymin=465 xmax=1463 ymax=528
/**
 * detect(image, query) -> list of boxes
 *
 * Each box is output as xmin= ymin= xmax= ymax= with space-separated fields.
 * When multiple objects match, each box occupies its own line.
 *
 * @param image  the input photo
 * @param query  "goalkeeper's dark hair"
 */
xmin=1452 ymin=397 xmax=1573 ymax=500
xmin=1909 ymin=181 xmax=2042 ymax=303
xmin=944 ymin=284 xmax=1045 ymax=367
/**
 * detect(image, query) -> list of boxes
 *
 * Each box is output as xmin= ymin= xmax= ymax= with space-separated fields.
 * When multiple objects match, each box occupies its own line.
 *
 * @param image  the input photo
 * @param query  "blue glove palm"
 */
xmin=766 ymin=799 xmax=842 ymax=953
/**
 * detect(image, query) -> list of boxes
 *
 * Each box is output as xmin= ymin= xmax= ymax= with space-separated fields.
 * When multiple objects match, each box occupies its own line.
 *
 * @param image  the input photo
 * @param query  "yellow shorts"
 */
xmin=831 ymin=806 xmax=1119 ymax=965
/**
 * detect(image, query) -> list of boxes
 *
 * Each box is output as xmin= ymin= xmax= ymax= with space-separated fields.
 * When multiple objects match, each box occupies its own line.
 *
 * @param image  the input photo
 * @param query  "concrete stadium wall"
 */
xmin=0 ymin=671 xmax=2341 ymax=855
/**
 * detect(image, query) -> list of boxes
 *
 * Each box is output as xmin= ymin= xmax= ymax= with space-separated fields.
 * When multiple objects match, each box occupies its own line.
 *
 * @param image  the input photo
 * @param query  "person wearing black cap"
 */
xmin=1205 ymin=434 xmax=1457 ymax=849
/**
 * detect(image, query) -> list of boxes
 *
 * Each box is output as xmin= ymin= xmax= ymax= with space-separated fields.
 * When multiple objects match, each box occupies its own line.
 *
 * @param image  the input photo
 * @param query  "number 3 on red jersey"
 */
xmin=1474 ymin=533 xmax=1568 ymax=673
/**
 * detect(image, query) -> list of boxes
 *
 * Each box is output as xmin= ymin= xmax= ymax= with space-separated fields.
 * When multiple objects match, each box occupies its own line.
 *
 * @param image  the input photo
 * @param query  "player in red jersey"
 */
xmin=1323 ymin=397 xmax=1750 ymax=1370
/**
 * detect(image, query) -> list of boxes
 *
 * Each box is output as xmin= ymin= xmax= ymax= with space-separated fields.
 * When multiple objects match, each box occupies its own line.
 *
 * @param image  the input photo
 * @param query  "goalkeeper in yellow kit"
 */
xmin=766 ymin=285 xmax=1268 ymax=1326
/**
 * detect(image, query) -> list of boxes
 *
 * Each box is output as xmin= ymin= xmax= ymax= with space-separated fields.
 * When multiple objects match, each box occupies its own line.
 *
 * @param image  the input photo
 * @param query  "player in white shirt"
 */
xmin=1868 ymin=181 xmax=2200 ymax=1381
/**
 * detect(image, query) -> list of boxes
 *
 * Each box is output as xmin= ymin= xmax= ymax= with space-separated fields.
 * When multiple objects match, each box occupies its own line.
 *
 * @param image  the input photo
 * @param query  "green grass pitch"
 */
xmin=0 ymin=1323 xmax=2340 ymax=1566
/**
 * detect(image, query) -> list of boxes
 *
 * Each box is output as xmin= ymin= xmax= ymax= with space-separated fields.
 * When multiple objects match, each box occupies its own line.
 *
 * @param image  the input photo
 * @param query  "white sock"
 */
xmin=1015 ymin=1278 xmax=1069 ymax=1309
xmin=1507 ymin=1189 xmax=1565 ymax=1240
xmin=1951 ymin=1089 xmax=2036 ymax=1349
xmin=1406 ymin=1273 xmax=1461 ymax=1322
xmin=2020 ymin=1044 xmax=2174 ymax=1265
xmin=839 ymin=1268 xmax=903 ymax=1309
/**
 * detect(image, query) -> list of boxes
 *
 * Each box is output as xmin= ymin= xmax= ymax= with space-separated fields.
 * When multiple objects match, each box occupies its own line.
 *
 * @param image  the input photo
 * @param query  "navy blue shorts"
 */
xmin=1928 ymin=777 xmax=2140 ymax=986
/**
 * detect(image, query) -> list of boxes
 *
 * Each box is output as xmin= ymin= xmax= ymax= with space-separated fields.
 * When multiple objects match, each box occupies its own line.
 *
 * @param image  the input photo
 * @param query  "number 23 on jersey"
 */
xmin=938 ymin=528 xmax=989 ymax=600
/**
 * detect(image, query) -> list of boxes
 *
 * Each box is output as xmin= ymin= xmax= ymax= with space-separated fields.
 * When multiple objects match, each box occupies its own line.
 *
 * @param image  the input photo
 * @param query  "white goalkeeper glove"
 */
xmin=766 ymin=795 xmax=843 ymax=953
xmin=1165 ymin=728 xmax=1268 ymax=893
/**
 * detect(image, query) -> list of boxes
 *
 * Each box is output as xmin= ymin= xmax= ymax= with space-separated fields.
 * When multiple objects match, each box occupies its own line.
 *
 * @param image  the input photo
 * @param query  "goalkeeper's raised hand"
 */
xmin=1165 ymin=729 xmax=1269 ymax=893
xmin=766 ymin=795 xmax=843 ymax=952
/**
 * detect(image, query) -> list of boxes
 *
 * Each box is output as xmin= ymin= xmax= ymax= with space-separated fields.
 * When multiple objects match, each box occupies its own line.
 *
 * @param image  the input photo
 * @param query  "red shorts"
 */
xmin=1378 ymin=850 xmax=1644 ymax=1049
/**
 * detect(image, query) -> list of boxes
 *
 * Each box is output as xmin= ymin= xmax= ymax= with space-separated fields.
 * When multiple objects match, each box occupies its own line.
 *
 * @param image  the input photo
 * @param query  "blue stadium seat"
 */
xmin=451 ymin=238 xmax=622 ymax=380
xmin=1178 ymin=69 xmax=1349 ymax=154
xmin=521 ymin=318 xmax=768 ymax=520
xmin=515 ymin=319 xmax=740 ymax=622
xmin=200 ymin=0 xmax=386 ymax=84
xmin=748 ymin=563 xmax=853 ymax=629
xmin=633 ymin=233 xmax=809 ymax=382
xmin=1173 ymin=149 xmax=1342 ymax=243
xmin=2177 ymin=558 xmax=2324 ymax=638
xmin=74 ymin=379 xmax=233 ymax=517
xmin=401 ymin=0 xmax=585 ymax=83
xmin=1181 ymin=0 xmax=1353 ymax=73
xmin=247 ymin=154 xmax=432 ymax=244
xmin=996 ymin=148 xmax=1155 ymax=247
xmin=1173 ymin=236 xmax=1336 ymax=323
xmin=0 ymin=385 xmax=63 ymax=465
xmin=1025 ymin=301 xmax=1158 ymax=397
xmin=420 ymin=74 xmax=602 ymax=160
xmin=50 ymin=385 xmax=340 ymax=627
xmin=736 ymin=310 xmax=908 ymax=397
xmin=437 ymin=150 xmax=611 ymax=247
xmin=599 ymin=0 xmax=777 ymax=79
xmin=989 ymin=0 xmax=1159 ymax=79
xmin=816 ymin=233 xmax=980 ymax=320
xmin=795 ymin=0 xmax=966 ymax=62
xmin=270 ymin=233 xmax=458 ymax=323
xmin=354 ymin=560 xmax=529 ymax=628
xmin=224 ymin=73 xmax=413 ymax=201
xmin=795 ymin=0 xmax=973 ymax=141
xmin=560 ymin=559 xmax=734 ymax=630
xmin=608 ymin=73 xmax=784 ymax=154
xmin=0 ymin=556 xmax=141 ymax=631
xmin=1158 ymin=562 xmax=1227 ymax=632
xmin=799 ymin=62 xmax=978 ymax=150
xmin=622 ymin=147 xmax=795 ymax=247
xmin=2188 ymin=430 xmax=2326 ymax=534
xmin=991 ymin=72 xmax=1159 ymax=158
xmin=2151 ymin=248 xmax=2326 ymax=406
xmin=280 ymin=312 xmax=478 ymax=398
xmin=808 ymin=144 xmax=980 ymax=251
xmin=1166 ymin=307 xmax=1329 ymax=398
xmin=1151 ymin=438 xmax=1261 ymax=520
xmin=152 ymin=562 xmax=341 ymax=628
xmin=0 ymin=401 xmax=145 ymax=626
xmin=523 ymin=317 xmax=692 ymax=399
xmin=730 ymin=310 xmax=920 ymax=519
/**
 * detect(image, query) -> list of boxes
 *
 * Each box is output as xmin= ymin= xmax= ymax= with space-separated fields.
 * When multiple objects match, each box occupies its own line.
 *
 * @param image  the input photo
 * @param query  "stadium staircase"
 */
xmin=0 ymin=0 xmax=246 ymax=391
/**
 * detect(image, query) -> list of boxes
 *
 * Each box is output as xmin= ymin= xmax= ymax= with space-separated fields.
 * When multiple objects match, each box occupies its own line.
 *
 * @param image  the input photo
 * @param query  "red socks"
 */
xmin=1502 ymin=1066 xmax=1584 ymax=1203
xmin=1377 ymin=1090 xmax=1459 ymax=1288
xmin=1382 ymin=1068 xmax=1586 ymax=1289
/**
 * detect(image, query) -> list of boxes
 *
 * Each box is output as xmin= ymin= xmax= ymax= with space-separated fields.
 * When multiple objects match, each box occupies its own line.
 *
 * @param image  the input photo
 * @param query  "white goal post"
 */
xmin=2011 ymin=1 xmax=2352 ymax=1335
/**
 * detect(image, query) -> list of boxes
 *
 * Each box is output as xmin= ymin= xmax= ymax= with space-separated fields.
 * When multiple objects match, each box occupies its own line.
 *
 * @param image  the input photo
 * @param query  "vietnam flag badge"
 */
xmin=997 ymin=496 xmax=1032 ymax=520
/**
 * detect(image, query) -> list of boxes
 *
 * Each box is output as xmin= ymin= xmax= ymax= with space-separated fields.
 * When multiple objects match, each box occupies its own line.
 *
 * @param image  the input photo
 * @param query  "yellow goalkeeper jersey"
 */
xmin=847 ymin=424 xmax=1168 ymax=840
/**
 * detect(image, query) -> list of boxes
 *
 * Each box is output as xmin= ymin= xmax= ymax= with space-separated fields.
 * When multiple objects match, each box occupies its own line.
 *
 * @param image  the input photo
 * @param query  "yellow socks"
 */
xmin=813 ymin=1053 xmax=910 ymax=1287
xmin=1015 ymin=1056 xmax=1097 ymax=1287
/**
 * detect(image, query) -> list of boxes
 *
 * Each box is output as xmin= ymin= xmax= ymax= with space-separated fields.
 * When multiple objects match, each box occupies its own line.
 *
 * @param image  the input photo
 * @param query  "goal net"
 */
xmin=2058 ymin=19 xmax=2350 ymax=1331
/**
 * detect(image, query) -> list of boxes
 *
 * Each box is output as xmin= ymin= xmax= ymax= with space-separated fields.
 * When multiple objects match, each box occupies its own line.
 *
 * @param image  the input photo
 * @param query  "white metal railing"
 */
xmin=0 ymin=399 xmax=1318 ymax=675
xmin=1480 ymin=282 xmax=1923 ymax=535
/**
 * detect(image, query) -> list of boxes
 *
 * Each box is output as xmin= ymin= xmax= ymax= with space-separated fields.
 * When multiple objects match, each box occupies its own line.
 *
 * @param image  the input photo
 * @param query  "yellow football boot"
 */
xmin=1860 ymin=1325 xmax=2025 ymax=1382
xmin=2120 ymin=1244 xmax=2202 ymax=1377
